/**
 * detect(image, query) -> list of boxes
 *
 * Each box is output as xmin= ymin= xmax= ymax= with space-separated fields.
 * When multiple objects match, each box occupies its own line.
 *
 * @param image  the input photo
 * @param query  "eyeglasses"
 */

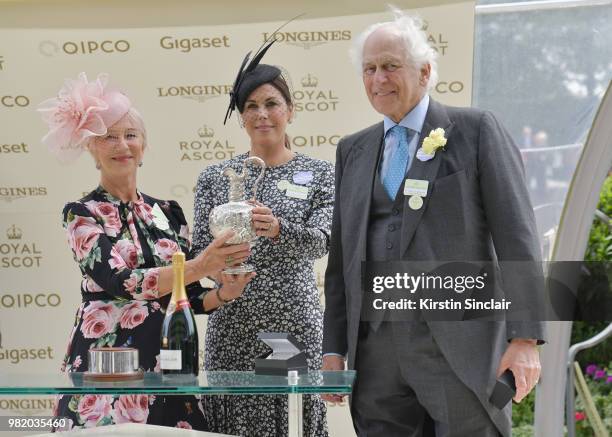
xmin=98 ymin=130 xmax=144 ymax=146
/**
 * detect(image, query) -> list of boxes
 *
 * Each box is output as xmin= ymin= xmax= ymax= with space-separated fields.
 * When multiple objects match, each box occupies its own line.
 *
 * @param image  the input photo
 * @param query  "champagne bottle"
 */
xmin=160 ymin=251 xmax=199 ymax=376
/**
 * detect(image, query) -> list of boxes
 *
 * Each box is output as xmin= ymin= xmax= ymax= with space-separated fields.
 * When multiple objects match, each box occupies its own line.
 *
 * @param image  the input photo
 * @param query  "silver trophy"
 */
xmin=209 ymin=156 xmax=266 ymax=274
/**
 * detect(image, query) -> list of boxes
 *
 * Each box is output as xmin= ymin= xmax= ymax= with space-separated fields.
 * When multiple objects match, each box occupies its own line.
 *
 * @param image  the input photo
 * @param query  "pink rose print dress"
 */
xmin=53 ymin=186 xmax=211 ymax=431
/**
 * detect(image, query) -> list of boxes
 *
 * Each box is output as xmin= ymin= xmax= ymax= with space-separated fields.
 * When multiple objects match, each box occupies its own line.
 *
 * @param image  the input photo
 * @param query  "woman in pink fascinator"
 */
xmin=39 ymin=72 xmax=254 ymax=431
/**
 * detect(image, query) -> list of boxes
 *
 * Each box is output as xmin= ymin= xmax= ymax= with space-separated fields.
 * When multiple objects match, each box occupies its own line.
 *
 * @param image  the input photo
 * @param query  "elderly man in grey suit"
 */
xmin=322 ymin=10 xmax=544 ymax=437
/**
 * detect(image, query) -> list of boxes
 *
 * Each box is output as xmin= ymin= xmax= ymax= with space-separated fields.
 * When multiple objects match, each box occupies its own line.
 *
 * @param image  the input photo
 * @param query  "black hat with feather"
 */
xmin=223 ymin=17 xmax=301 ymax=124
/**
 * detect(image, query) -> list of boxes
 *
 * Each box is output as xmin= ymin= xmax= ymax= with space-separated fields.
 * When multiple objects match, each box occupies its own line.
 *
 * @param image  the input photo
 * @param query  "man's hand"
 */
xmin=321 ymin=355 xmax=346 ymax=403
xmin=497 ymin=339 xmax=541 ymax=403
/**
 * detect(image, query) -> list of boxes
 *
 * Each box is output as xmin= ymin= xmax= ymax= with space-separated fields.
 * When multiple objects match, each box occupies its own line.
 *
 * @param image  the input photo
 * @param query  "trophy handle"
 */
xmin=244 ymin=156 xmax=266 ymax=201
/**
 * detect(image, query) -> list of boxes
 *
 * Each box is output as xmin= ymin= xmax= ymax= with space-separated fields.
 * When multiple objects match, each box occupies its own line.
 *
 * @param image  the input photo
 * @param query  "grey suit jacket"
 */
xmin=323 ymin=99 xmax=544 ymax=434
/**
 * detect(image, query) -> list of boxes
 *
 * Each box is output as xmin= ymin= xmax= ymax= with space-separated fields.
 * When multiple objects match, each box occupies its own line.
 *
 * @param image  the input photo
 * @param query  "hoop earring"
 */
xmin=238 ymin=118 xmax=244 ymax=129
xmin=95 ymin=162 xmax=101 ymax=170
xmin=138 ymin=161 xmax=143 ymax=167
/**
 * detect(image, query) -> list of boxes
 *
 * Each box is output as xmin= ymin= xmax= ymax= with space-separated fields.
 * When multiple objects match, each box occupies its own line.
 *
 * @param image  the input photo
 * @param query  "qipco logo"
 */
xmin=1 ymin=95 xmax=30 ymax=108
xmin=61 ymin=39 xmax=131 ymax=55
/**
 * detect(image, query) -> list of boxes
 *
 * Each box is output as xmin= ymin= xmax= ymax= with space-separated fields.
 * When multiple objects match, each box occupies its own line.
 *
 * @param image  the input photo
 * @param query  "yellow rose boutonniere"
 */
xmin=416 ymin=128 xmax=447 ymax=162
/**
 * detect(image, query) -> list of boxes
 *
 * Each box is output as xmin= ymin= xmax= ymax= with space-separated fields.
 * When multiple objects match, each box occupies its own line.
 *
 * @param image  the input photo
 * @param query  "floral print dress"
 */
xmin=193 ymin=152 xmax=334 ymax=437
xmin=54 ymin=186 xmax=210 ymax=431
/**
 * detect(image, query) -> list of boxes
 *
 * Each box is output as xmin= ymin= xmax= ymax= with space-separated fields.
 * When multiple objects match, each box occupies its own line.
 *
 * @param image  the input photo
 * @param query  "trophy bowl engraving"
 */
xmin=208 ymin=156 xmax=266 ymax=274
xmin=209 ymin=201 xmax=257 ymax=245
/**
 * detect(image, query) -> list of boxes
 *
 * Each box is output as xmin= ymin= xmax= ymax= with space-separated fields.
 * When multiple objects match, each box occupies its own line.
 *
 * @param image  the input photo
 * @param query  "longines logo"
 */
xmin=1 ymin=142 xmax=29 ymax=154
xmin=160 ymin=35 xmax=230 ymax=52
xmin=179 ymin=125 xmax=236 ymax=162
xmin=39 ymin=39 xmax=131 ymax=57
xmin=1 ymin=95 xmax=30 ymax=108
xmin=263 ymin=30 xmax=351 ymax=49
xmin=293 ymin=74 xmax=339 ymax=112
xmin=1 ymin=225 xmax=43 ymax=268
xmin=0 ymin=55 xmax=5 ymax=71
xmin=0 ymin=293 xmax=61 ymax=309
xmin=0 ymin=398 xmax=55 ymax=415
xmin=0 ymin=187 xmax=47 ymax=202
xmin=290 ymin=133 xmax=340 ymax=148
xmin=157 ymin=84 xmax=232 ymax=103
xmin=421 ymin=21 xmax=449 ymax=56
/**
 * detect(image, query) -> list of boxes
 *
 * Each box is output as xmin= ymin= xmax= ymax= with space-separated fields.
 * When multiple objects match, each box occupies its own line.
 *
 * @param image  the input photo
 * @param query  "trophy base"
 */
xmin=223 ymin=263 xmax=255 ymax=275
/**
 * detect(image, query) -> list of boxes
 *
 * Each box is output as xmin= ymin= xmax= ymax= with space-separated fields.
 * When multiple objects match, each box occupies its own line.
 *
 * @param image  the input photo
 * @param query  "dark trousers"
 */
xmin=351 ymin=322 xmax=501 ymax=437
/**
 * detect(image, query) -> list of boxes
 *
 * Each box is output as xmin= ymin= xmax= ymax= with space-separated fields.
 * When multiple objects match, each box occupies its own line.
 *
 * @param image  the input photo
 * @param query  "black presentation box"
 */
xmin=254 ymin=332 xmax=308 ymax=376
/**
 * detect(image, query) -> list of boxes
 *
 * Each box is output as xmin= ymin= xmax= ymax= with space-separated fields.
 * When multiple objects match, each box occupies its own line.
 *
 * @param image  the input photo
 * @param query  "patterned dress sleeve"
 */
xmin=63 ymin=202 xmax=162 ymax=301
xmin=274 ymin=161 xmax=335 ymax=260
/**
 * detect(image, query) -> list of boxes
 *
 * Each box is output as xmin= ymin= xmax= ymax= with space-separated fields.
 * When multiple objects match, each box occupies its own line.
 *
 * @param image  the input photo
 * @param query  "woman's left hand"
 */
xmin=250 ymin=200 xmax=280 ymax=238
xmin=219 ymin=271 xmax=256 ymax=301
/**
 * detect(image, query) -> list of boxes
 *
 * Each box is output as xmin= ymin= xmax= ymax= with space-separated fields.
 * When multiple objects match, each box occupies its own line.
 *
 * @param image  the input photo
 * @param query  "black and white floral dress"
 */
xmin=193 ymin=152 xmax=333 ymax=437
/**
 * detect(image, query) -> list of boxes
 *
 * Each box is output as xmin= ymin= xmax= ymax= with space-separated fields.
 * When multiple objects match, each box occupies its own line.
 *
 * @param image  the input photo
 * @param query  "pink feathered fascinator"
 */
xmin=38 ymin=72 xmax=131 ymax=162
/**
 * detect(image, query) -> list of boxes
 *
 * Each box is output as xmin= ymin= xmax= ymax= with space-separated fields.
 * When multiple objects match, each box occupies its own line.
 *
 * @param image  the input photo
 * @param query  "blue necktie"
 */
xmin=382 ymin=125 xmax=412 ymax=200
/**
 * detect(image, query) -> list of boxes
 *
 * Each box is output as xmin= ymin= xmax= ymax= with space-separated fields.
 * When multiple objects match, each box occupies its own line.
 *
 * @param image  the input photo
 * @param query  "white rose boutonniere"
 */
xmin=416 ymin=128 xmax=447 ymax=162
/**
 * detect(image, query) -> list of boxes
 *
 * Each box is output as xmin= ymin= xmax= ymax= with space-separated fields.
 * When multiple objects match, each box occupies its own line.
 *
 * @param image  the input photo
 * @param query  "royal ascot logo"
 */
xmin=159 ymin=35 xmax=231 ymax=52
xmin=38 ymin=39 xmax=131 ymax=57
xmin=0 ymin=142 xmax=29 ymax=154
xmin=0 ymin=293 xmax=61 ymax=309
xmin=0 ymin=55 xmax=5 ymax=71
xmin=1 ymin=95 xmax=30 ymax=108
xmin=0 ymin=186 xmax=47 ymax=202
xmin=179 ymin=124 xmax=236 ymax=162
xmin=156 ymin=84 xmax=232 ymax=103
xmin=421 ymin=21 xmax=449 ymax=56
xmin=263 ymin=30 xmax=351 ymax=49
xmin=293 ymin=74 xmax=339 ymax=112
xmin=1 ymin=225 xmax=43 ymax=268
xmin=290 ymin=133 xmax=341 ymax=149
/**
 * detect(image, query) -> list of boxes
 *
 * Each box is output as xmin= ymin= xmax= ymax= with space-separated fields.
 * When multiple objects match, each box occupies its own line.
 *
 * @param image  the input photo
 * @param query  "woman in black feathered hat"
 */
xmin=192 ymin=41 xmax=332 ymax=436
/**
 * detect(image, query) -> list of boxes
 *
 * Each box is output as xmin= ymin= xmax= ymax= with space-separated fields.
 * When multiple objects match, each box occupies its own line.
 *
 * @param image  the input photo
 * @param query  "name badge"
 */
xmin=293 ymin=171 xmax=313 ymax=185
xmin=403 ymin=179 xmax=429 ymax=197
xmin=152 ymin=203 xmax=170 ymax=230
xmin=286 ymin=183 xmax=309 ymax=200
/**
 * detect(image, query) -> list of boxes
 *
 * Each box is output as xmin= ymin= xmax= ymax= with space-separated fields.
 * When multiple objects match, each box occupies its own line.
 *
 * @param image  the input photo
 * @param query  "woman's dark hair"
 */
xmin=269 ymin=75 xmax=292 ymax=107
xmin=267 ymin=75 xmax=294 ymax=150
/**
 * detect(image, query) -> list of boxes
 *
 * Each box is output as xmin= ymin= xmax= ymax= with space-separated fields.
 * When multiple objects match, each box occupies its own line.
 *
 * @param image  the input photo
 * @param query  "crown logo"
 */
xmin=197 ymin=125 xmax=215 ymax=138
xmin=301 ymin=74 xmax=318 ymax=88
xmin=7 ymin=224 xmax=22 ymax=240
xmin=421 ymin=20 xmax=429 ymax=31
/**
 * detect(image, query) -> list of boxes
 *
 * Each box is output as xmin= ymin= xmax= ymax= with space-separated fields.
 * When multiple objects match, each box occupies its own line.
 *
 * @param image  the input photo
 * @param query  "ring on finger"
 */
xmin=225 ymin=255 xmax=234 ymax=265
xmin=266 ymin=223 xmax=272 ymax=231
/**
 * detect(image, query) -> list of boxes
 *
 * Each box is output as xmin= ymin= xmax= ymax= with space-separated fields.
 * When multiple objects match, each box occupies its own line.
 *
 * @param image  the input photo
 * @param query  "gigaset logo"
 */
xmin=159 ymin=35 xmax=230 ymax=52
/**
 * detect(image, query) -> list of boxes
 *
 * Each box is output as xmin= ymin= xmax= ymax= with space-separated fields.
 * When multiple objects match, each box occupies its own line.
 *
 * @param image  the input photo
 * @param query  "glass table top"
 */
xmin=0 ymin=371 xmax=356 ymax=395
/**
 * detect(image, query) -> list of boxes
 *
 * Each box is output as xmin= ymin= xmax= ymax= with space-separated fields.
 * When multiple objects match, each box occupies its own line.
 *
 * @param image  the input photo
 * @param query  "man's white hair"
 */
xmin=350 ymin=6 xmax=439 ymax=92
